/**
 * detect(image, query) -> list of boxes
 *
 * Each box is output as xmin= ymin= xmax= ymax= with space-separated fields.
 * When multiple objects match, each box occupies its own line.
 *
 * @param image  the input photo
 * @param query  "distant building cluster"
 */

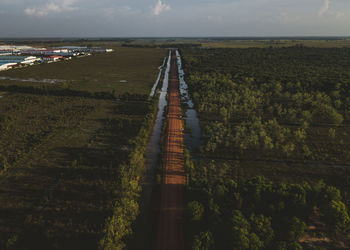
xmin=0 ymin=45 xmax=113 ymax=71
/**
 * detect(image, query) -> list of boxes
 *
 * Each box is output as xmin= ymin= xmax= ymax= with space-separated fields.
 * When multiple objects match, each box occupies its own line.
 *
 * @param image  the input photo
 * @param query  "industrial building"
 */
xmin=0 ymin=44 xmax=113 ymax=71
xmin=0 ymin=55 xmax=41 ymax=71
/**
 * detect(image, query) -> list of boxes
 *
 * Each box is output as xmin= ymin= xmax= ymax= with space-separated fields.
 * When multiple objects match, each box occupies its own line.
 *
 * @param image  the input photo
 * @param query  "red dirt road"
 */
xmin=156 ymin=51 xmax=186 ymax=250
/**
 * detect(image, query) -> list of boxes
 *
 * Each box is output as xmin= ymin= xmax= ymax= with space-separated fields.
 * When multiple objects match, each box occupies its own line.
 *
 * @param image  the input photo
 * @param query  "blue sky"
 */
xmin=0 ymin=0 xmax=349 ymax=37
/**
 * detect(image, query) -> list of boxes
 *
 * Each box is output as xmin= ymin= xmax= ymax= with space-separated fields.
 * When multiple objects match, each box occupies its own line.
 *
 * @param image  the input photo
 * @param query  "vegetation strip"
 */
xmin=99 ymin=98 xmax=159 ymax=250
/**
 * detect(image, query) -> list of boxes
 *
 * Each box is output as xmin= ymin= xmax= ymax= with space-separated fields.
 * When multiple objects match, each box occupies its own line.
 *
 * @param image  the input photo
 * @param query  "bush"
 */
xmin=186 ymin=201 xmax=205 ymax=221
xmin=311 ymin=104 xmax=343 ymax=125
xmin=325 ymin=200 xmax=350 ymax=232
xmin=192 ymin=231 xmax=214 ymax=250
xmin=287 ymin=217 xmax=306 ymax=241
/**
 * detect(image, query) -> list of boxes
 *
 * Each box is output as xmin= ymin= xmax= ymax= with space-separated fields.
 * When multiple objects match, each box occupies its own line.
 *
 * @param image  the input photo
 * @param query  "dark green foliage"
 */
xmin=344 ymin=235 xmax=350 ymax=247
xmin=186 ymin=201 xmax=205 ymax=222
xmin=324 ymin=200 xmax=349 ymax=232
xmin=249 ymin=214 xmax=274 ymax=246
xmin=182 ymin=47 xmax=350 ymax=164
xmin=192 ymin=231 xmax=214 ymax=250
xmin=284 ymin=217 xmax=306 ymax=241
xmin=99 ymin=99 xmax=158 ymax=250
xmin=181 ymin=47 xmax=350 ymax=248
xmin=185 ymin=176 xmax=349 ymax=249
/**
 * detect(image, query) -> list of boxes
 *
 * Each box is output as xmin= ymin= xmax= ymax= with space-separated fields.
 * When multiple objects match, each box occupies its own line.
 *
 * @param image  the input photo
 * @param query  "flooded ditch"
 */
xmin=149 ymin=57 xmax=167 ymax=97
xmin=175 ymin=50 xmax=201 ymax=155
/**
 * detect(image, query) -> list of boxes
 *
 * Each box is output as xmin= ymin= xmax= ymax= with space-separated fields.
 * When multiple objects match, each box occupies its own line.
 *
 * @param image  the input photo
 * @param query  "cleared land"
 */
xmin=0 ymin=46 xmax=165 ymax=249
xmin=0 ymin=47 xmax=165 ymax=94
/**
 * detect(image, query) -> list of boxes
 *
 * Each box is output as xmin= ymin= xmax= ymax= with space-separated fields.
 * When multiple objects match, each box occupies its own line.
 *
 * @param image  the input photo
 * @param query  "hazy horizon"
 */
xmin=1 ymin=36 xmax=350 ymax=40
xmin=0 ymin=0 xmax=350 ymax=37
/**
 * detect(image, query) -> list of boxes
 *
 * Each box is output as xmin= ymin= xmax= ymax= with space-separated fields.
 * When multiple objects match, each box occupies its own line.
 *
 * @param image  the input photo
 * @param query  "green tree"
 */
xmin=287 ymin=217 xmax=306 ymax=241
xmin=311 ymin=104 xmax=343 ymax=125
xmin=250 ymin=214 xmax=274 ymax=246
xmin=325 ymin=200 xmax=350 ymax=232
xmin=186 ymin=201 xmax=205 ymax=221
xmin=192 ymin=231 xmax=214 ymax=250
xmin=287 ymin=241 xmax=302 ymax=250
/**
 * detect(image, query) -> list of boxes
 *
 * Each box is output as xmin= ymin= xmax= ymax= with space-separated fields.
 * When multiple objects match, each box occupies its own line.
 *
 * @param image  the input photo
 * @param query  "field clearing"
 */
xmin=0 ymin=47 xmax=165 ymax=95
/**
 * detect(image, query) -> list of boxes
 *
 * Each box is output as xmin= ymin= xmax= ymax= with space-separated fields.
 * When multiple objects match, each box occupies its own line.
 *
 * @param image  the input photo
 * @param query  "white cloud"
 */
xmin=152 ymin=0 xmax=171 ymax=16
xmin=335 ymin=11 xmax=344 ymax=19
xmin=24 ymin=7 xmax=48 ymax=17
xmin=102 ymin=6 xmax=136 ymax=21
xmin=280 ymin=12 xmax=289 ymax=23
xmin=318 ymin=0 xmax=330 ymax=16
xmin=24 ymin=0 xmax=77 ymax=17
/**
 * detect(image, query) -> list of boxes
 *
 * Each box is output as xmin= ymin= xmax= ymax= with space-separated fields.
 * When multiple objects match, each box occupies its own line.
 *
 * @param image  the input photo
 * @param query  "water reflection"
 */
xmin=175 ymin=50 xmax=201 ymax=154
xmin=150 ymin=57 xmax=166 ymax=97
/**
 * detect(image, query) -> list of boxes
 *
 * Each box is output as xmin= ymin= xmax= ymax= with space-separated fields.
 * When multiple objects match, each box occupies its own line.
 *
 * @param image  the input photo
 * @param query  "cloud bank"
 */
xmin=319 ymin=0 xmax=330 ymax=16
xmin=0 ymin=0 xmax=349 ymax=37
xmin=152 ymin=0 xmax=171 ymax=16
xmin=24 ymin=0 xmax=77 ymax=17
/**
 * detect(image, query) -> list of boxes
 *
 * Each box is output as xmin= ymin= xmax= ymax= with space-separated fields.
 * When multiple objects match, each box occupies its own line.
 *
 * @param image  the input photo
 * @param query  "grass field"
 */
xmin=0 ymin=47 xmax=165 ymax=95
xmin=0 ymin=45 xmax=166 ymax=249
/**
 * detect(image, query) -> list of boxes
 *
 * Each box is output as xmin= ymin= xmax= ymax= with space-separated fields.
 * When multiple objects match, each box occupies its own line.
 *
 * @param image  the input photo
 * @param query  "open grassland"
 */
xmin=0 ymin=47 xmax=165 ymax=95
xmin=181 ymin=47 xmax=350 ymax=249
xmin=0 ymin=46 xmax=166 ymax=249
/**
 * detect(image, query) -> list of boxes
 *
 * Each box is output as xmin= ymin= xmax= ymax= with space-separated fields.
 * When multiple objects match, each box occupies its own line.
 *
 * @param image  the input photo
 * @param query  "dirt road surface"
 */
xmin=156 ymin=50 xmax=186 ymax=250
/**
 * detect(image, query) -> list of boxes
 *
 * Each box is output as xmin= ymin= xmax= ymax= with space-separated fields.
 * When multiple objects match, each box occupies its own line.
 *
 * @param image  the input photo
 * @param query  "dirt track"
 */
xmin=156 ymin=51 xmax=186 ymax=250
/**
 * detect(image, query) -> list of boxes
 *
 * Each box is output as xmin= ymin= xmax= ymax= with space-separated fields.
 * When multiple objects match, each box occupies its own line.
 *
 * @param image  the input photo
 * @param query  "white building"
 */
xmin=0 ymin=63 xmax=18 ymax=71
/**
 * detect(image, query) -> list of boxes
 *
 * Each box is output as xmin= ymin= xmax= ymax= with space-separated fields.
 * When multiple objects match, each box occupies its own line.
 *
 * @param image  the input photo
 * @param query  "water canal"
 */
xmin=175 ymin=50 xmax=201 ymax=155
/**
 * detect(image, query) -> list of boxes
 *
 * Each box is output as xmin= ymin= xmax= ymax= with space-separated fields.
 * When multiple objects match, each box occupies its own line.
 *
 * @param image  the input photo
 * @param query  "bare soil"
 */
xmin=156 ymin=51 xmax=185 ymax=250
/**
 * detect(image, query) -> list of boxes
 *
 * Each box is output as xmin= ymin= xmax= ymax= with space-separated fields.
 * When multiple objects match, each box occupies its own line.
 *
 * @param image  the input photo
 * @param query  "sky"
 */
xmin=0 ymin=0 xmax=349 ymax=37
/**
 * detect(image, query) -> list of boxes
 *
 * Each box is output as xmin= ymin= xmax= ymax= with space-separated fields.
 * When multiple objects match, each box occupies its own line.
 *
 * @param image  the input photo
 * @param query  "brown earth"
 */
xmin=156 ymin=51 xmax=186 ymax=250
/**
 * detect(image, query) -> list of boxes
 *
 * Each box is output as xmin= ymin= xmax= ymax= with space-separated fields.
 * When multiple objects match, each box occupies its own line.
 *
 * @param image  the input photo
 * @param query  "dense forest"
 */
xmin=185 ymin=175 xmax=349 ymax=249
xmin=181 ymin=47 xmax=350 ymax=249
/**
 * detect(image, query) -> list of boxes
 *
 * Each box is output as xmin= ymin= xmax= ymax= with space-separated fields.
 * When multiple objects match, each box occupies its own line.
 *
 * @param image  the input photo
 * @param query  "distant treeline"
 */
xmin=121 ymin=43 xmax=202 ymax=49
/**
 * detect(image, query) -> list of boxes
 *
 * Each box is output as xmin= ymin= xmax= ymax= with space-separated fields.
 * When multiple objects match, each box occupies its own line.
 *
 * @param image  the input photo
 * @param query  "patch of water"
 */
xmin=0 ymin=76 xmax=66 ymax=84
xmin=146 ymin=51 xmax=171 ymax=163
xmin=150 ymin=57 xmax=166 ymax=97
xmin=175 ymin=50 xmax=201 ymax=154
